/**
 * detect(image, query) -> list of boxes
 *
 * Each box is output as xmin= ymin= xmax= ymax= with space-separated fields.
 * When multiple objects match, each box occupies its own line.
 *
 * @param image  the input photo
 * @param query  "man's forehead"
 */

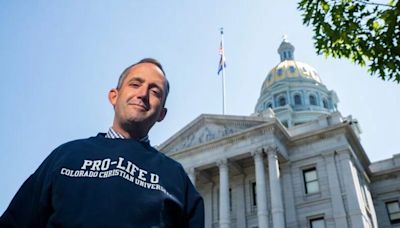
xmin=129 ymin=62 xmax=165 ymax=76
xmin=125 ymin=64 xmax=167 ymax=86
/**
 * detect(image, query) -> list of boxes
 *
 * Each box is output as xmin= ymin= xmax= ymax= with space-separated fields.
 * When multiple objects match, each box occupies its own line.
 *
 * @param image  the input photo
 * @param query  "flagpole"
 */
xmin=220 ymin=27 xmax=226 ymax=115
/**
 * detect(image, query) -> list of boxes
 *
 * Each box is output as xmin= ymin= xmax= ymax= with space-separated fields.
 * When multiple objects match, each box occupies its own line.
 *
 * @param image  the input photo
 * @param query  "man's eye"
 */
xmin=129 ymin=83 xmax=140 ymax=87
xmin=151 ymin=89 xmax=161 ymax=97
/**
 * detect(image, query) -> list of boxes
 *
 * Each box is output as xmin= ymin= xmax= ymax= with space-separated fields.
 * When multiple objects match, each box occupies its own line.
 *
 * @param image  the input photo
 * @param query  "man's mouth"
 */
xmin=128 ymin=102 xmax=149 ymax=111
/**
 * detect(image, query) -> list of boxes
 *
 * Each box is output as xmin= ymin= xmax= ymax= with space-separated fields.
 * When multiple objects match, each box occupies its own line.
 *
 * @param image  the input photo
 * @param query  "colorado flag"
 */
xmin=218 ymin=41 xmax=226 ymax=75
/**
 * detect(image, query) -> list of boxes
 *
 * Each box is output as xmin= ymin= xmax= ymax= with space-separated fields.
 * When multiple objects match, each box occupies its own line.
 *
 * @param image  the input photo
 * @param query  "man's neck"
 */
xmin=111 ymin=123 xmax=147 ymax=140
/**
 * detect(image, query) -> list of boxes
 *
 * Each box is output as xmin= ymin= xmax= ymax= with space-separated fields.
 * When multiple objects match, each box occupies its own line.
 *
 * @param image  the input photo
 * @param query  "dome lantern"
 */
xmin=278 ymin=35 xmax=295 ymax=61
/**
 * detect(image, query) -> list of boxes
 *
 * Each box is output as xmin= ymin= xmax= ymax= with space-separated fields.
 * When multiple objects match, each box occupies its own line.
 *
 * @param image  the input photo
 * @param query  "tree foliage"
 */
xmin=298 ymin=0 xmax=400 ymax=82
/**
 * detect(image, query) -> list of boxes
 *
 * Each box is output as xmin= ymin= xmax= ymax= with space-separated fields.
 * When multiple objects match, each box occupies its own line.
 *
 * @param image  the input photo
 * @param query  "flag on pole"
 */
xmin=218 ymin=39 xmax=226 ymax=75
xmin=218 ymin=27 xmax=227 ymax=114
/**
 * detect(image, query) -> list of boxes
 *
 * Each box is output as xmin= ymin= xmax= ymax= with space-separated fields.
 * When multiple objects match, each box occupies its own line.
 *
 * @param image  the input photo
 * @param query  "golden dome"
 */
xmin=262 ymin=60 xmax=322 ymax=90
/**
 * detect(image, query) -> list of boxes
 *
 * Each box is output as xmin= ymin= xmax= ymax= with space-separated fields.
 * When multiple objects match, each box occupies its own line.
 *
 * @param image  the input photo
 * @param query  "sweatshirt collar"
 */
xmin=105 ymin=127 xmax=150 ymax=144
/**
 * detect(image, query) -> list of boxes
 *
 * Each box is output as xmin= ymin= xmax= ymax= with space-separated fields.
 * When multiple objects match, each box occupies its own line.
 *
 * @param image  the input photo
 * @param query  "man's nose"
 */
xmin=136 ymin=86 xmax=149 ymax=100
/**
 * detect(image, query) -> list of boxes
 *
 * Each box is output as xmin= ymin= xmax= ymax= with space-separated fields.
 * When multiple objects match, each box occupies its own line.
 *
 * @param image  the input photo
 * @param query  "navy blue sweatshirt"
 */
xmin=0 ymin=134 xmax=204 ymax=227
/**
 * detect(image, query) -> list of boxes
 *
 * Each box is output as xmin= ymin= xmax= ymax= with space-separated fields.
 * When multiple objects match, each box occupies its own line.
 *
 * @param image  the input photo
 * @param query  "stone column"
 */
xmin=364 ymin=185 xmax=378 ymax=228
xmin=268 ymin=147 xmax=285 ymax=228
xmin=338 ymin=150 xmax=369 ymax=228
xmin=322 ymin=151 xmax=347 ymax=227
xmin=204 ymin=183 xmax=213 ymax=228
xmin=281 ymin=162 xmax=298 ymax=227
xmin=252 ymin=149 xmax=269 ymax=228
xmin=188 ymin=167 xmax=196 ymax=186
xmin=217 ymin=159 xmax=230 ymax=228
xmin=235 ymin=175 xmax=246 ymax=228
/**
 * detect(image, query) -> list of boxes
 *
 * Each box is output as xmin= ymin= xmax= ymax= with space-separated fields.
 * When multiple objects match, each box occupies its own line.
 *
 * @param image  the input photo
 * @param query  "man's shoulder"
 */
xmin=147 ymin=146 xmax=183 ymax=167
xmin=53 ymin=134 xmax=103 ymax=152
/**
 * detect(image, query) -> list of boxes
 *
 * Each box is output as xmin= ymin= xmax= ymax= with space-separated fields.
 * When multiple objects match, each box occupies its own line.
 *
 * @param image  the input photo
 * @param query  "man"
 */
xmin=0 ymin=58 xmax=204 ymax=227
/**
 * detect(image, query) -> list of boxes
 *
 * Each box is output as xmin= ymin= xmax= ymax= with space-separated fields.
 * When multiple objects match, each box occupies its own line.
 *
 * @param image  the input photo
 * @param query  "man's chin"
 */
xmin=120 ymin=119 xmax=147 ymax=133
xmin=126 ymin=116 xmax=147 ymax=124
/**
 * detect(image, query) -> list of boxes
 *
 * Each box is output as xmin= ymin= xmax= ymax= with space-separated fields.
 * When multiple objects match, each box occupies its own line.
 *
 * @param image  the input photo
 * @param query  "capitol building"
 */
xmin=158 ymin=39 xmax=400 ymax=228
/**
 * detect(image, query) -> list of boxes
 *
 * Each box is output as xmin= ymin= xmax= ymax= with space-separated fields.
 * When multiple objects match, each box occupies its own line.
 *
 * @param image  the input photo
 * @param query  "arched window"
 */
xmin=279 ymin=96 xmax=286 ymax=106
xmin=267 ymin=102 xmax=273 ymax=109
xmin=309 ymin=95 xmax=317 ymax=105
xmin=277 ymin=68 xmax=283 ymax=76
xmin=294 ymin=94 xmax=302 ymax=105
xmin=323 ymin=99 xmax=328 ymax=109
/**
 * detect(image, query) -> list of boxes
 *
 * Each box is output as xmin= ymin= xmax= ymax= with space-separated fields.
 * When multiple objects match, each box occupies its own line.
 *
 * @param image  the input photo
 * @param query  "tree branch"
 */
xmin=351 ymin=0 xmax=394 ymax=8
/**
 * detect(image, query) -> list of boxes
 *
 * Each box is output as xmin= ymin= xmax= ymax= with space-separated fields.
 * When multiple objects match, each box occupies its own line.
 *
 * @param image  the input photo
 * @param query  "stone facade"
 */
xmin=158 ymin=39 xmax=400 ymax=228
xmin=159 ymin=112 xmax=400 ymax=227
xmin=370 ymin=155 xmax=400 ymax=228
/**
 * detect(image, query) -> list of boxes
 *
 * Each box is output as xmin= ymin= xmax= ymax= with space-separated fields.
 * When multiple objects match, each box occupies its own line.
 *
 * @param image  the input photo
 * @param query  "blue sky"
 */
xmin=0 ymin=1 xmax=399 ymax=213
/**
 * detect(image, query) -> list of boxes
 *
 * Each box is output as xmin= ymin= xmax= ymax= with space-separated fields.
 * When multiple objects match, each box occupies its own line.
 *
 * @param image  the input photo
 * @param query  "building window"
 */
xmin=267 ymin=73 xmax=272 ymax=84
xmin=216 ymin=188 xmax=220 ymax=219
xmin=279 ymin=96 xmax=286 ymax=106
xmin=309 ymin=217 xmax=325 ymax=228
xmin=229 ymin=188 xmax=232 ymax=211
xmin=322 ymin=99 xmax=328 ymax=109
xmin=252 ymin=182 xmax=257 ymax=206
xmin=294 ymin=122 xmax=305 ymax=126
xmin=309 ymin=95 xmax=317 ymax=105
xmin=294 ymin=94 xmax=302 ymax=105
xmin=386 ymin=201 xmax=400 ymax=224
xmin=267 ymin=102 xmax=273 ymax=109
xmin=303 ymin=167 xmax=319 ymax=194
xmin=277 ymin=68 xmax=283 ymax=76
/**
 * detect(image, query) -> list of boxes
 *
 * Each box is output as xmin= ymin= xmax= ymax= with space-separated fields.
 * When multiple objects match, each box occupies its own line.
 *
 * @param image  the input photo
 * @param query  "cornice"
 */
xmin=168 ymin=120 xmax=289 ymax=158
xmin=157 ymin=114 xmax=268 ymax=152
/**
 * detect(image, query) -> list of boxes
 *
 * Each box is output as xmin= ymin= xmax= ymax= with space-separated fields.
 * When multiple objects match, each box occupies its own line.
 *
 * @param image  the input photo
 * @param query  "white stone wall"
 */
xmin=370 ymin=154 xmax=400 ymax=228
xmin=164 ymin=114 xmax=399 ymax=227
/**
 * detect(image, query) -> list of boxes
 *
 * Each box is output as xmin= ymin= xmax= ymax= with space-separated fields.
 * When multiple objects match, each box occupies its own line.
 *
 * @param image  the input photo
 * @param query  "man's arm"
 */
xmin=185 ymin=176 xmax=205 ymax=228
xmin=0 ymin=153 xmax=56 ymax=227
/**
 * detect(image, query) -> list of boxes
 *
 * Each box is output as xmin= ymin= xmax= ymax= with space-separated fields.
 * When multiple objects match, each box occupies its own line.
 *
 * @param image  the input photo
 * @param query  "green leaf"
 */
xmin=372 ymin=21 xmax=380 ymax=30
xmin=297 ymin=0 xmax=400 ymax=82
xmin=321 ymin=0 xmax=330 ymax=13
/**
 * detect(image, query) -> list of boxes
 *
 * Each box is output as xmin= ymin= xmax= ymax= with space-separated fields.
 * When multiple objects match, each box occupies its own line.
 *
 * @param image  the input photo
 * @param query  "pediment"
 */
xmin=158 ymin=114 xmax=267 ymax=154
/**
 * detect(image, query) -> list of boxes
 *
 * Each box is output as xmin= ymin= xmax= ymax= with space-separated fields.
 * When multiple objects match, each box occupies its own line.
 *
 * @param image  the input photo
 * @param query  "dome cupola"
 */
xmin=278 ymin=35 xmax=295 ymax=61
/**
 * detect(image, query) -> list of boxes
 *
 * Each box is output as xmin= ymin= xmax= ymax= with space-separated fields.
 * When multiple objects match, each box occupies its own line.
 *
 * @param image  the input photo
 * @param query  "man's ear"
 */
xmin=108 ymin=88 xmax=118 ymax=107
xmin=157 ymin=108 xmax=167 ymax=122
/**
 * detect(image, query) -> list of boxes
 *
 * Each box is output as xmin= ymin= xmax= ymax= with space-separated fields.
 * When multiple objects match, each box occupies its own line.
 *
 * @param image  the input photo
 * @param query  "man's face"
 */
xmin=109 ymin=63 xmax=167 ymax=137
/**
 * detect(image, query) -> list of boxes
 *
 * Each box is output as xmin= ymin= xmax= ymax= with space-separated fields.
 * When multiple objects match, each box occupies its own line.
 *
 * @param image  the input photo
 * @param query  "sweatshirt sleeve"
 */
xmin=0 ymin=150 xmax=58 ymax=227
xmin=185 ymin=175 xmax=205 ymax=228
